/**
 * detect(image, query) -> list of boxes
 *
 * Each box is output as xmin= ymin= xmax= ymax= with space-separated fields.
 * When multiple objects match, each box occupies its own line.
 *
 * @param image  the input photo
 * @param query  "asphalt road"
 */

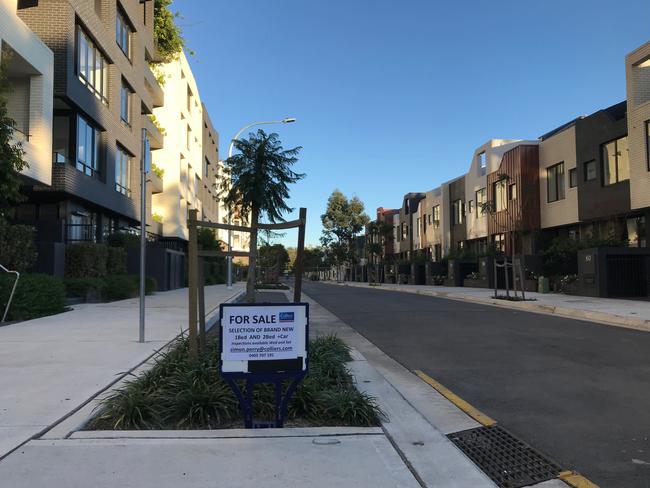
xmin=302 ymin=282 xmax=650 ymax=488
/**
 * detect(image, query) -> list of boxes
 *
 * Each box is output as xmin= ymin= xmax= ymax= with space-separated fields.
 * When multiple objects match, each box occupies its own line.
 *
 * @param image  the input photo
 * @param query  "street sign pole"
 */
xmin=139 ymin=128 xmax=150 ymax=343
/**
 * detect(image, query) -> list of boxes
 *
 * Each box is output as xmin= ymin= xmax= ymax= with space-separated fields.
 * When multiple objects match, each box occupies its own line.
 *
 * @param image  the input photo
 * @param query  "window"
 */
xmin=569 ymin=168 xmax=577 ymax=188
xmin=416 ymin=217 xmax=420 ymax=237
xmin=115 ymin=146 xmax=131 ymax=196
xmin=493 ymin=234 xmax=505 ymax=253
xmin=547 ymin=163 xmax=565 ymax=202
xmin=77 ymin=27 xmax=108 ymax=103
xmin=493 ymin=179 xmax=507 ymax=211
xmin=433 ymin=205 xmax=440 ymax=228
xmin=116 ymin=9 xmax=131 ymax=58
xmin=584 ymin=160 xmax=597 ymax=181
xmin=120 ymin=79 xmax=132 ymax=125
xmin=602 ymin=136 xmax=629 ymax=185
xmin=186 ymin=125 xmax=191 ymax=150
xmin=187 ymin=87 xmax=193 ymax=113
xmin=452 ymin=199 xmax=463 ymax=225
xmin=479 ymin=151 xmax=486 ymax=169
xmin=204 ymin=157 xmax=210 ymax=178
xmin=475 ymin=187 xmax=486 ymax=216
xmin=508 ymin=184 xmax=517 ymax=200
xmin=76 ymin=115 xmax=100 ymax=176
xmin=646 ymin=121 xmax=650 ymax=171
xmin=468 ymin=200 xmax=473 ymax=214
xmin=627 ymin=216 xmax=646 ymax=248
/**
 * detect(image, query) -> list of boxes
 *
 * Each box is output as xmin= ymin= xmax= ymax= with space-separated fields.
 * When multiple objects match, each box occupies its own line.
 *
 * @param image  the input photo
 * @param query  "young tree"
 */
xmin=320 ymin=190 xmax=369 ymax=281
xmin=0 ymin=62 xmax=27 ymax=210
xmin=220 ymin=130 xmax=303 ymax=302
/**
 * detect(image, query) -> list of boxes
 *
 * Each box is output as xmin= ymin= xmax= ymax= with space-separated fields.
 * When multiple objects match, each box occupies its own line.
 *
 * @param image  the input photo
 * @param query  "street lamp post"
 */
xmin=225 ymin=118 xmax=296 ymax=288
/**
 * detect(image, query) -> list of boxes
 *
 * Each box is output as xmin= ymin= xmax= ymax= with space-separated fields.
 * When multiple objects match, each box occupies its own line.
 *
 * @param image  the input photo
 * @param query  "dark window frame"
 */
xmin=601 ymin=135 xmax=629 ymax=186
xmin=546 ymin=162 xmax=565 ymax=203
xmin=584 ymin=160 xmax=597 ymax=182
xmin=115 ymin=144 xmax=132 ymax=196
xmin=75 ymin=114 xmax=101 ymax=178
xmin=569 ymin=168 xmax=577 ymax=188
xmin=76 ymin=25 xmax=109 ymax=104
xmin=116 ymin=6 xmax=132 ymax=60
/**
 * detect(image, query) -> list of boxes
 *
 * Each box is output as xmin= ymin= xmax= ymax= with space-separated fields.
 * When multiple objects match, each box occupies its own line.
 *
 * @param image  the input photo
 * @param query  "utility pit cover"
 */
xmin=447 ymin=425 xmax=561 ymax=488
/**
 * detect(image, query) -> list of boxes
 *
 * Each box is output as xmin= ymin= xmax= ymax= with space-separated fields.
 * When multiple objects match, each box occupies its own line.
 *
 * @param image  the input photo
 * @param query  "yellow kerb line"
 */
xmin=413 ymin=370 xmax=497 ymax=427
xmin=558 ymin=471 xmax=600 ymax=488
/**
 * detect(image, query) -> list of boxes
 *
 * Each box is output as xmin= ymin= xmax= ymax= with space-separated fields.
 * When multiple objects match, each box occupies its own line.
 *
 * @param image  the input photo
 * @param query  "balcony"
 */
xmin=148 ymin=169 xmax=163 ymax=194
xmin=143 ymin=114 xmax=164 ymax=150
xmin=144 ymin=64 xmax=165 ymax=109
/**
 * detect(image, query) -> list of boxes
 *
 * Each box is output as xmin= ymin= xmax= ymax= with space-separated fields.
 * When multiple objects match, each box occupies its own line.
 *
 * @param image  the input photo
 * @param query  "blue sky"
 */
xmin=176 ymin=0 xmax=650 ymax=246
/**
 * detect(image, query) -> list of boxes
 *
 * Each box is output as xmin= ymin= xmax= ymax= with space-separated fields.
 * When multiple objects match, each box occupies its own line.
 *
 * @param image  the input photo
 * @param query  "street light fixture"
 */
xmin=225 ymin=118 xmax=297 ymax=288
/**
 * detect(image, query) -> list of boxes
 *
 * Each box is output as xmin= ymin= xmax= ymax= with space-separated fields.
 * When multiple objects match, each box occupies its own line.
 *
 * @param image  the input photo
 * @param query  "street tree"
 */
xmin=220 ymin=129 xmax=303 ymax=301
xmin=320 ymin=190 xmax=369 ymax=281
xmin=0 ymin=61 xmax=27 ymax=211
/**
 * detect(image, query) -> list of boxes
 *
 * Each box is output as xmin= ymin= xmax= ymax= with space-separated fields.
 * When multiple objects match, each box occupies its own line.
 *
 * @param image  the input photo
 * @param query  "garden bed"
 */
xmin=85 ymin=334 xmax=383 ymax=430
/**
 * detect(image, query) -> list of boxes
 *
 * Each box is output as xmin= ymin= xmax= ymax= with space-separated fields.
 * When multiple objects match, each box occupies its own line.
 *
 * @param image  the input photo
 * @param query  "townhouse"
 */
xmin=373 ymin=39 xmax=650 ymax=297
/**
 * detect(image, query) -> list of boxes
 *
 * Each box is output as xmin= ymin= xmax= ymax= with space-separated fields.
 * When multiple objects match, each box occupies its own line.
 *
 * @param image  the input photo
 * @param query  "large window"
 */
xmin=475 ymin=187 xmax=486 ymax=216
xmin=116 ymin=9 xmax=131 ymax=58
xmin=120 ymin=79 xmax=132 ymax=125
xmin=493 ymin=233 xmax=505 ymax=253
xmin=115 ymin=146 xmax=131 ymax=196
xmin=452 ymin=199 xmax=463 ymax=225
xmin=432 ymin=205 xmax=440 ymax=228
xmin=493 ymin=179 xmax=507 ymax=211
xmin=77 ymin=27 xmax=108 ymax=103
xmin=547 ymin=162 xmax=565 ymax=202
xmin=76 ymin=115 xmax=100 ymax=176
xmin=602 ymin=136 xmax=629 ymax=185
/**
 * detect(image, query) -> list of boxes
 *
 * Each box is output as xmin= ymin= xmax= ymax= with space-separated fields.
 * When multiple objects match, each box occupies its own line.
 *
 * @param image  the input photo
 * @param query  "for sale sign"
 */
xmin=219 ymin=303 xmax=308 ymax=374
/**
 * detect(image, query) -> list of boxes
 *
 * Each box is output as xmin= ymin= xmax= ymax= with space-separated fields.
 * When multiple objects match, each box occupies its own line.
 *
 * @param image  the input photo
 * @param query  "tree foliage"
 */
xmin=259 ymin=244 xmax=290 ymax=271
xmin=320 ymin=190 xmax=369 ymax=267
xmin=0 ymin=60 xmax=27 ymax=209
xmin=153 ymin=0 xmax=185 ymax=63
xmin=220 ymin=129 xmax=303 ymax=301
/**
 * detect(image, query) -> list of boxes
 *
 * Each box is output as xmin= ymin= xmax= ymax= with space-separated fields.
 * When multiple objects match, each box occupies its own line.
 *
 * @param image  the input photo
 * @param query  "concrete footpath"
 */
xmin=0 ymin=287 xmax=569 ymax=487
xmin=330 ymin=281 xmax=650 ymax=331
xmin=0 ymin=283 xmax=244 ymax=460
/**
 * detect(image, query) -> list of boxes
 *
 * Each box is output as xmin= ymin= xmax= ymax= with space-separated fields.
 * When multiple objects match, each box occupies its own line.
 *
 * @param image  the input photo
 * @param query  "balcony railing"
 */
xmin=66 ymin=223 xmax=97 ymax=243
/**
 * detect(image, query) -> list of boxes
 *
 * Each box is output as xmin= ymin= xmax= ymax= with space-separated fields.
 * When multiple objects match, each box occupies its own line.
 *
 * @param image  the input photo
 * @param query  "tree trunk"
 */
xmin=246 ymin=206 xmax=260 ymax=303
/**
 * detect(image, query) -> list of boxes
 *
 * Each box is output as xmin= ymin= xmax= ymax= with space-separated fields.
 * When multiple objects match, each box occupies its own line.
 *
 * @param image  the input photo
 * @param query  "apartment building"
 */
xmin=13 ymin=0 xmax=164 ymax=261
xmin=151 ymin=50 xmax=206 ymax=243
xmin=1 ymin=0 xmax=53 ymax=188
xmin=395 ymin=192 xmax=425 ymax=261
xmin=200 ymin=103 xmax=220 ymax=225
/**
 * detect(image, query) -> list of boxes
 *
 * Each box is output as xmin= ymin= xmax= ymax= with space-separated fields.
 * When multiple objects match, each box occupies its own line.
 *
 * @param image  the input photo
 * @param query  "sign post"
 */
xmin=139 ymin=129 xmax=150 ymax=343
xmin=219 ymin=302 xmax=309 ymax=428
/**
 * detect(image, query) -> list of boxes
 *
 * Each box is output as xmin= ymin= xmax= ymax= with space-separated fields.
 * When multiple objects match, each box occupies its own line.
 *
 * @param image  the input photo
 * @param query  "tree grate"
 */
xmin=447 ymin=425 xmax=561 ymax=488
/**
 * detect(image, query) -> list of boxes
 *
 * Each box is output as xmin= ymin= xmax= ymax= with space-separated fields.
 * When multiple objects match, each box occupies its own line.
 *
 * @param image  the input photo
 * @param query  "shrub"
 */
xmin=106 ymin=232 xmax=140 ymax=248
xmin=0 ymin=217 xmax=37 ymax=272
xmin=0 ymin=273 xmax=66 ymax=321
xmin=66 ymin=243 xmax=108 ymax=278
xmin=106 ymin=247 xmax=127 ymax=275
xmin=64 ymin=277 xmax=106 ymax=299
xmin=103 ymin=275 xmax=156 ymax=302
xmin=103 ymin=275 xmax=138 ymax=301
xmin=89 ymin=334 xmax=384 ymax=430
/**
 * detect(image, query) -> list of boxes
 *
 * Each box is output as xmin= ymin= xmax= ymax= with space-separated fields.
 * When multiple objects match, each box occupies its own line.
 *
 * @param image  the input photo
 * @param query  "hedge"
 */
xmin=66 ymin=243 xmax=108 ymax=278
xmin=103 ymin=275 xmax=157 ymax=302
xmin=0 ymin=273 xmax=66 ymax=321
xmin=64 ymin=277 xmax=106 ymax=300
xmin=0 ymin=218 xmax=37 ymax=272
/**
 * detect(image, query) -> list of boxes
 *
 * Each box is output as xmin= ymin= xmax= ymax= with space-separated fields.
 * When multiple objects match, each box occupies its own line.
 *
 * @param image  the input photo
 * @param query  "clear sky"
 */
xmin=175 ymin=0 xmax=650 ymax=247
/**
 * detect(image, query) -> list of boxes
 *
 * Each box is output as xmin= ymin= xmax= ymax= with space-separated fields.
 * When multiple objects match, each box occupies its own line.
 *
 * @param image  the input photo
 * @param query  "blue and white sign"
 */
xmin=220 ymin=303 xmax=308 ymax=373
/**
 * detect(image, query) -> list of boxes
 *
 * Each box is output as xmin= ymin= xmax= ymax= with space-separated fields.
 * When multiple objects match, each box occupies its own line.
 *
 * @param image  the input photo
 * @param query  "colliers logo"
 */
xmin=279 ymin=312 xmax=295 ymax=323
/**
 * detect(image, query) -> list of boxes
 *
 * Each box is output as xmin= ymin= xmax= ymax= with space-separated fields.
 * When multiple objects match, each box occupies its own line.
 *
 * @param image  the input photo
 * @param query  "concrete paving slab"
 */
xmin=0 ymin=436 xmax=420 ymax=488
xmin=0 ymin=284 xmax=243 ymax=459
xmin=71 ymin=426 xmax=383 ymax=439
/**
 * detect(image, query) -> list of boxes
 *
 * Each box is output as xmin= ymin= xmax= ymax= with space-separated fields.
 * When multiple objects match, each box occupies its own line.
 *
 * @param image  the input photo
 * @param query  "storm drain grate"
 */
xmin=447 ymin=425 xmax=561 ymax=488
